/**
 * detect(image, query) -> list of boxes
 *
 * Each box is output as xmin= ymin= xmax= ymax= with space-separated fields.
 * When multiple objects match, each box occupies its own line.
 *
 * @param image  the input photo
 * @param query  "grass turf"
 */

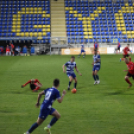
xmin=0 ymin=55 xmax=134 ymax=134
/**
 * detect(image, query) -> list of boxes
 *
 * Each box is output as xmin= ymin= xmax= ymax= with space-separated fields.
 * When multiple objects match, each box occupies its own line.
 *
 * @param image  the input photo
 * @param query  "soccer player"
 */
xmin=10 ymin=42 xmax=15 ymax=56
xmin=6 ymin=45 xmax=11 ymax=56
xmin=124 ymin=58 xmax=134 ymax=88
xmin=63 ymin=56 xmax=82 ymax=90
xmin=92 ymin=49 xmax=101 ymax=85
xmin=24 ymin=79 xmax=66 ymax=134
xmin=120 ymin=44 xmax=132 ymax=62
xmin=78 ymin=43 xmax=86 ymax=58
xmin=115 ymin=42 xmax=121 ymax=54
xmin=21 ymin=79 xmax=42 ymax=92
xmin=94 ymin=41 xmax=99 ymax=51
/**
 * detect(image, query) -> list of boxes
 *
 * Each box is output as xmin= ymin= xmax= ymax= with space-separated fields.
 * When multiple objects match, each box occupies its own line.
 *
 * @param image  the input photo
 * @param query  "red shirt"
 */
xmin=123 ymin=46 xmax=130 ymax=55
xmin=11 ymin=44 xmax=14 ymax=49
xmin=127 ymin=62 xmax=134 ymax=75
xmin=6 ymin=47 xmax=10 ymax=52
xmin=24 ymin=79 xmax=41 ymax=86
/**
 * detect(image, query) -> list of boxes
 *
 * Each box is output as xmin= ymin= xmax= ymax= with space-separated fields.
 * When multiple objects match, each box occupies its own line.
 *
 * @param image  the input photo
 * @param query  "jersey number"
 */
xmin=45 ymin=90 xmax=52 ymax=100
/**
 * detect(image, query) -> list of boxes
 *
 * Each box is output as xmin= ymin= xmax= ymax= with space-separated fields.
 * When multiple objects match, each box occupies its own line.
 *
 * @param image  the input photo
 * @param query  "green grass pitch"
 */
xmin=0 ymin=55 xmax=134 ymax=134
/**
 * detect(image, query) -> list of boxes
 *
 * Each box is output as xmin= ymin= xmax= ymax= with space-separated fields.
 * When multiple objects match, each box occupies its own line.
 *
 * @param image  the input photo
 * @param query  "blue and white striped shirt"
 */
xmin=93 ymin=54 xmax=101 ymax=65
xmin=64 ymin=61 xmax=76 ymax=73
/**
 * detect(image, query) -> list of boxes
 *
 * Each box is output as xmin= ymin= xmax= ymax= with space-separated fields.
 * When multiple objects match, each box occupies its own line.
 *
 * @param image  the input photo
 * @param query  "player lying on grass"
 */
xmin=124 ymin=58 xmax=134 ymax=88
xmin=92 ymin=49 xmax=101 ymax=85
xmin=24 ymin=79 xmax=66 ymax=134
xmin=120 ymin=44 xmax=132 ymax=62
xmin=78 ymin=43 xmax=86 ymax=58
xmin=63 ymin=56 xmax=82 ymax=90
xmin=21 ymin=79 xmax=42 ymax=92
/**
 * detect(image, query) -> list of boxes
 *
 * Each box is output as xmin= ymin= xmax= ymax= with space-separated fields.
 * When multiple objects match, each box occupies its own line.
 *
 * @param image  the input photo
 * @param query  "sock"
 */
xmin=121 ymin=58 xmax=124 ymax=61
xmin=93 ymin=75 xmax=96 ymax=81
xmin=49 ymin=117 xmax=58 ymax=127
xmin=125 ymin=78 xmax=132 ymax=85
xmin=28 ymin=122 xmax=38 ymax=133
xmin=96 ymin=75 xmax=99 ymax=80
xmin=129 ymin=57 xmax=131 ymax=61
xmin=68 ymin=81 xmax=71 ymax=87
xmin=74 ymin=82 xmax=77 ymax=88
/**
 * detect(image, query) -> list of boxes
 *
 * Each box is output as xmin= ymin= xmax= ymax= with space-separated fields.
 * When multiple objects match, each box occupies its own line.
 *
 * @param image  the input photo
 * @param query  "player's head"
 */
xmin=125 ymin=58 xmax=129 ymax=64
xmin=71 ymin=56 xmax=75 ymax=62
xmin=31 ymin=79 xmax=35 ymax=84
xmin=53 ymin=79 xmax=60 ymax=88
xmin=127 ymin=44 xmax=130 ymax=47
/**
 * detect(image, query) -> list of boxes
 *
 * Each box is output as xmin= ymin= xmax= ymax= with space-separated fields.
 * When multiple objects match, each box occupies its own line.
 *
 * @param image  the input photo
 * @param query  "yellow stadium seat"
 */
xmin=83 ymin=21 xmax=87 ymax=25
xmin=20 ymin=33 xmax=24 ymax=36
xmin=125 ymin=3 xmax=129 ymax=6
xmin=42 ymin=29 xmax=46 ymax=32
xmin=88 ymin=32 xmax=92 ymax=35
xmin=74 ymin=10 xmax=77 ymax=14
xmin=83 ymin=25 xmax=87 ymax=28
xmin=133 ymin=3 xmax=134 ymax=6
xmin=78 ymin=18 xmax=82 ymax=20
xmin=132 ymin=31 xmax=134 ymax=34
xmin=88 ymin=25 xmax=91 ymax=28
xmin=122 ymin=10 xmax=126 ymax=13
xmin=84 ymin=32 xmax=88 ymax=35
xmin=29 ymin=33 xmax=33 ymax=37
xmin=33 ymin=32 xmax=38 ymax=37
xmin=46 ymin=25 xmax=50 ymax=28
xmin=84 ymin=36 xmax=88 ymax=39
xmin=122 ymin=27 xmax=126 ymax=30
xmin=16 ymin=25 xmax=21 ymax=28
xmin=88 ymin=28 xmax=92 ymax=32
xmin=16 ymin=29 xmax=20 ymax=32
xmin=126 ymin=10 xmax=129 ymax=13
xmin=98 ymin=7 xmax=101 ymax=10
xmin=122 ymin=31 xmax=126 ymax=34
xmin=42 ymin=32 xmax=46 ymax=36
xmin=38 ymin=11 xmax=43 ymax=14
xmin=34 ymin=11 xmax=38 ymax=14
xmin=94 ymin=14 xmax=98 ymax=17
xmin=73 ymin=14 xmax=77 ymax=17
xmin=21 ymin=7 xmax=25 ymax=11
xmin=132 ymin=34 xmax=134 ymax=38
xmin=90 ymin=17 xmax=95 ymax=20
xmin=65 ymin=7 xmax=69 ymax=10
xmin=38 ymin=32 xmax=42 ymax=37
xmin=127 ymin=31 xmax=131 ymax=34
xmin=16 ymin=33 xmax=20 ymax=36
xmin=115 ymin=13 xmax=119 ymax=17
xmin=42 ymin=14 xmax=46 ymax=17
xmin=86 ymin=18 xmax=90 ymax=21
xmin=46 ymin=29 xmax=50 ymax=32
xmin=94 ymin=10 xmax=97 ymax=14
xmin=38 ymin=7 xmax=42 ymax=11
xmin=25 ymin=32 xmax=29 ymax=37
xmin=46 ymin=14 xmax=50 ymax=17
xmin=98 ymin=10 xmax=102 ymax=13
xmin=78 ymin=14 xmax=82 ymax=18
xmin=89 ymin=36 xmax=93 ymax=38
xmin=83 ymin=28 xmax=88 ymax=31
xmin=122 ymin=7 xmax=126 ymax=10
xmin=120 ymin=20 xmax=124 ymax=23
xmin=69 ymin=11 xmax=73 ymax=14
xmin=90 ymin=14 xmax=94 ymax=17
xmin=83 ymin=17 xmax=86 ymax=21
xmin=116 ymin=20 xmax=120 ymax=23
xmin=34 ymin=25 xmax=38 ymax=28
xmin=38 ymin=25 xmax=42 ymax=28
xmin=38 ymin=37 xmax=42 ymax=39
xmin=115 ymin=17 xmax=119 ymax=20
xmin=102 ymin=7 xmax=105 ymax=10
xmin=121 ymin=24 xmax=125 ymax=26
xmin=117 ymin=27 xmax=121 ymax=31
xmin=70 ymin=7 xmax=73 ymax=10
xmin=120 ymin=17 xmax=123 ymax=20
xmin=128 ymin=34 xmax=131 ymax=38
xmin=87 ymin=21 xmax=91 ymax=24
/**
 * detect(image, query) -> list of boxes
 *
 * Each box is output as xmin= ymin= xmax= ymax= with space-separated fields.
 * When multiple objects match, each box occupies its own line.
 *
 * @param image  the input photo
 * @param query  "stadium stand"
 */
xmin=0 ymin=0 xmax=51 ymax=44
xmin=65 ymin=0 xmax=134 ymax=44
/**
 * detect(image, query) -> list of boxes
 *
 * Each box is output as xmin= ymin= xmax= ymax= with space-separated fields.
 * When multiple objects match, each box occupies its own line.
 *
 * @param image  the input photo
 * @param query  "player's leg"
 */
xmin=68 ymin=75 xmax=73 ymax=90
xmin=74 ymin=77 xmax=77 ymax=89
xmin=95 ymin=70 xmax=100 ymax=84
xmin=125 ymin=74 xmax=132 ymax=88
xmin=83 ymin=51 xmax=86 ymax=58
xmin=33 ymin=83 xmax=42 ymax=92
xmin=6 ymin=51 xmax=8 ymax=56
xmin=78 ymin=50 xmax=82 ymax=58
xmin=128 ymin=55 xmax=131 ymax=61
xmin=45 ymin=109 xmax=61 ymax=134
xmin=24 ymin=117 xmax=44 ymax=134
xmin=120 ymin=55 xmax=125 ymax=62
xmin=92 ymin=71 xmax=97 ymax=84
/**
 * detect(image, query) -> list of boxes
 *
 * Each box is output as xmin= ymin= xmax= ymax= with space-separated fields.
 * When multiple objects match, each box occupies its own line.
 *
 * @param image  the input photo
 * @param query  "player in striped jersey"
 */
xmin=63 ymin=56 xmax=82 ymax=90
xmin=92 ymin=50 xmax=101 ymax=85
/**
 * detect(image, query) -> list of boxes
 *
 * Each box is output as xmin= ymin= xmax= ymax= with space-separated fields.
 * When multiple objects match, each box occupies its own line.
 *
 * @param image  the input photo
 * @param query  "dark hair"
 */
xmin=127 ymin=44 xmax=130 ymax=46
xmin=71 ymin=56 xmax=75 ymax=59
xmin=53 ymin=79 xmax=60 ymax=87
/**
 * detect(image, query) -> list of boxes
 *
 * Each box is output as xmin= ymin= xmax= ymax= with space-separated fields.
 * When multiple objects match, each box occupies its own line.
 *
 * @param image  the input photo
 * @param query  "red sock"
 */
xmin=33 ymin=87 xmax=40 ymax=92
xmin=125 ymin=78 xmax=132 ymax=85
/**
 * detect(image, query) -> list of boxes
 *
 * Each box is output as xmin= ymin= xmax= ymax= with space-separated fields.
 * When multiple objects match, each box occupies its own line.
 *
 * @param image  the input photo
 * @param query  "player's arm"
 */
xmin=21 ymin=80 xmax=31 ymax=88
xmin=35 ymin=79 xmax=42 ymax=86
xmin=63 ymin=62 xmax=68 ymax=73
xmin=36 ymin=91 xmax=45 ymax=107
xmin=57 ymin=90 xmax=66 ymax=103
xmin=75 ymin=66 xmax=82 ymax=76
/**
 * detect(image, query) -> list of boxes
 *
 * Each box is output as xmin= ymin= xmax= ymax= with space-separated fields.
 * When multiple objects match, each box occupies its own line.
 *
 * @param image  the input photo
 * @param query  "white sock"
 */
xmin=47 ymin=124 xmax=51 ymax=129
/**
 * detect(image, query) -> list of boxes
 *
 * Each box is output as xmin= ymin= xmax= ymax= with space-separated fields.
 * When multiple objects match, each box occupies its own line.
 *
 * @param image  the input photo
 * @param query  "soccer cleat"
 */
xmin=120 ymin=58 xmax=121 ymax=62
xmin=44 ymin=127 xmax=51 ymax=134
xmin=128 ymin=84 xmax=132 ymax=89
xmin=24 ymin=132 xmax=30 ymax=134
xmin=97 ymin=80 xmax=100 ymax=84
xmin=68 ymin=87 xmax=70 ymax=91
xmin=94 ymin=81 xmax=97 ymax=85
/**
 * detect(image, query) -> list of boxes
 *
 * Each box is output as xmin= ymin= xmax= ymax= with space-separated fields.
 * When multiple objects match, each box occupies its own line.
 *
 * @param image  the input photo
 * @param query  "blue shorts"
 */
xmin=81 ymin=49 xmax=85 ymax=53
xmin=39 ymin=108 xmax=56 ymax=120
xmin=67 ymin=72 xmax=76 ymax=79
xmin=93 ymin=65 xmax=100 ymax=71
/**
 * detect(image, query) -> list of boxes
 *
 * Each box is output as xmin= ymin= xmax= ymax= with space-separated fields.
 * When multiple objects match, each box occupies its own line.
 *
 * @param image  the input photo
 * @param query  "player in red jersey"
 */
xmin=120 ymin=44 xmax=132 ymax=62
xmin=10 ymin=43 xmax=15 ymax=56
xmin=94 ymin=41 xmax=99 ymax=51
xmin=115 ymin=42 xmax=121 ymax=54
xmin=124 ymin=58 xmax=134 ymax=88
xmin=21 ymin=79 xmax=42 ymax=92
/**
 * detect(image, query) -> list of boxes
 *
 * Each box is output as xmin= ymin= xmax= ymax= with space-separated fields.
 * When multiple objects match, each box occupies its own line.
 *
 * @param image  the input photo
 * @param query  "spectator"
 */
xmin=0 ymin=46 xmax=4 ymax=55
xmin=6 ymin=45 xmax=11 ymax=56
xmin=10 ymin=42 xmax=15 ymax=56
xmin=15 ymin=46 xmax=21 ymax=56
